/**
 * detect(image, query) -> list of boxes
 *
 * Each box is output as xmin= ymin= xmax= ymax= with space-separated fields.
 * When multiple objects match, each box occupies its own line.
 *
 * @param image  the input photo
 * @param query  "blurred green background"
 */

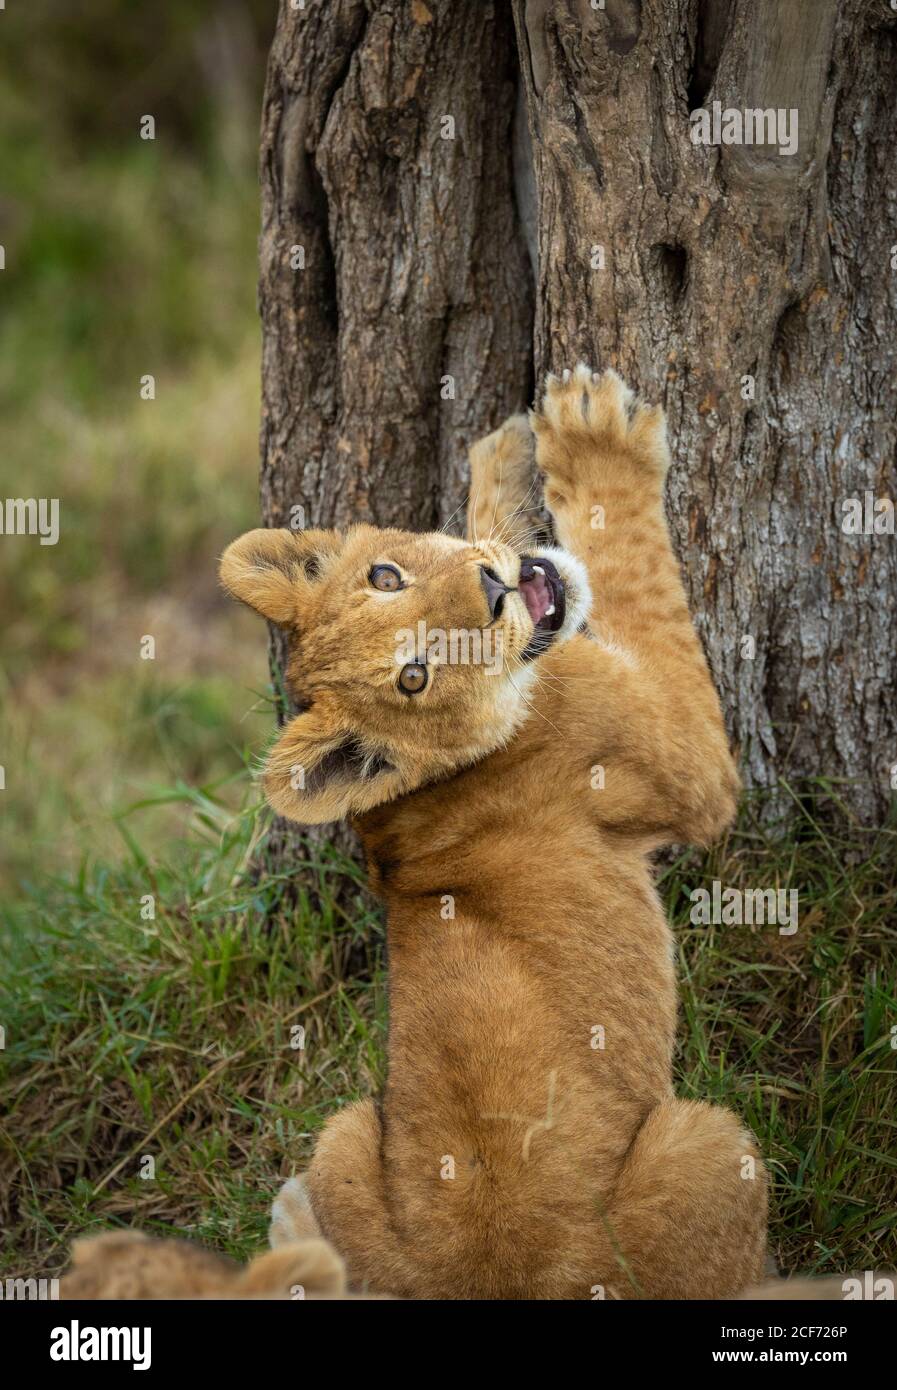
xmin=0 ymin=0 xmax=277 ymax=888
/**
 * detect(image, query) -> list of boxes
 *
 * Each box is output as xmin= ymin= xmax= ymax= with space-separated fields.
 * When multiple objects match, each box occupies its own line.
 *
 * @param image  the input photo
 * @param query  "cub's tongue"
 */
xmin=518 ymin=570 xmax=551 ymax=625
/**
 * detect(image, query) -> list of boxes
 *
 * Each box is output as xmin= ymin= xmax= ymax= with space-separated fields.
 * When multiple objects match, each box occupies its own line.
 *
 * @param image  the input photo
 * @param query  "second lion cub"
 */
xmin=221 ymin=366 xmax=767 ymax=1299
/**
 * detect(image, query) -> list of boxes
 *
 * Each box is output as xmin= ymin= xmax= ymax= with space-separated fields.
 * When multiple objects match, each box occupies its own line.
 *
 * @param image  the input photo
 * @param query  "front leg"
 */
xmin=533 ymin=365 xmax=740 ymax=845
xmin=531 ymin=364 xmax=673 ymax=650
xmin=466 ymin=414 xmax=543 ymax=551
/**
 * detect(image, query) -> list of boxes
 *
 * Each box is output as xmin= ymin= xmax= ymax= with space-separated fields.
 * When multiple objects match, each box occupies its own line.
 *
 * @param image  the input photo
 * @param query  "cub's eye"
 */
xmin=398 ymin=662 xmax=428 ymax=695
xmin=369 ymin=564 xmax=403 ymax=592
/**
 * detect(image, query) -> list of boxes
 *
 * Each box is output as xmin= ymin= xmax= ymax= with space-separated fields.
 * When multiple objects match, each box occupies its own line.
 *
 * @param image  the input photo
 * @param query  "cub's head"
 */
xmin=220 ymin=524 xmax=589 ymax=824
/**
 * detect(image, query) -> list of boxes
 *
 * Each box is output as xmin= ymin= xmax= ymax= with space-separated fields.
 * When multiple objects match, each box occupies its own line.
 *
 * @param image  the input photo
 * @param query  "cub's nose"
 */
xmin=479 ymin=564 xmax=511 ymax=621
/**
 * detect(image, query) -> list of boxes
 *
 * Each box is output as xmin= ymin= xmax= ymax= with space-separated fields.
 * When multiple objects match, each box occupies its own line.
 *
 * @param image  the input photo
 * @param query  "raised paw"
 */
xmin=270 ymin=1174 xmax=322 ymax=1248
xmin=530 ymin=364 xmax=669 ymax=507
xmin=467 ymin=413 xmax=543 ymax=548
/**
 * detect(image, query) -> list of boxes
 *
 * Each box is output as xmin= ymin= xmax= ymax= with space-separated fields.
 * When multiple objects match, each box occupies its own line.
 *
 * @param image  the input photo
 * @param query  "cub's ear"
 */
xmin=219 ymin=528 xmax=342 ymax=626
xmin=263 ymin=707 xmax=403 ymax=825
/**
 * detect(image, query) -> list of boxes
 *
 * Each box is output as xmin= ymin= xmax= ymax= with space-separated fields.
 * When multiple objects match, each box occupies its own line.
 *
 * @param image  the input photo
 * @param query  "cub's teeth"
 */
xmin=545 ymin=603 xmax=555 ymax=617
xmin=533 ymin=565 xmax=545 ymax=575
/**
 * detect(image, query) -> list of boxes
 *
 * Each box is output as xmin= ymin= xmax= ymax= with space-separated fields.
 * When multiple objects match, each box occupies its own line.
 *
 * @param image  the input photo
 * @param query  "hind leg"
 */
xmin=290 ymin=1099 xmax=418 ymax=1297
xmin=269 ymin=1175 xmax=322 ymax=1247
xmin=598 ymin=1099 xmax=768 ymax=1300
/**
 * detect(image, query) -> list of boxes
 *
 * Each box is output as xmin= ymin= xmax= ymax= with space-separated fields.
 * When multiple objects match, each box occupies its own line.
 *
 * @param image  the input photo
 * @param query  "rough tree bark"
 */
xmin=258 ymin=0 xmax=896 ymax=877
xmin=511 ymin=0 xmax=897 ymax=825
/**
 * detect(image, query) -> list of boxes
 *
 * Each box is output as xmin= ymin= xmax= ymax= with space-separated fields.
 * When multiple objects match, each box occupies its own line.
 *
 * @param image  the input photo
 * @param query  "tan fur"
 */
xmin=467 ymin=412 xmax=544 ymax=546
xmin=219 ymin=366 xmax=766 ymax=1299
xmin=59 ymin=1230 xmax=349 ymax=1300
xmin=59 ymin=1229 xmax=889 ymax=1302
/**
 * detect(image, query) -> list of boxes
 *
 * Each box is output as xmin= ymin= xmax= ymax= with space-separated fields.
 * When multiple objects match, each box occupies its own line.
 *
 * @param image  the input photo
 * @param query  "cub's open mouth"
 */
xmin=518 ymin=555 xmax=565 ymax=660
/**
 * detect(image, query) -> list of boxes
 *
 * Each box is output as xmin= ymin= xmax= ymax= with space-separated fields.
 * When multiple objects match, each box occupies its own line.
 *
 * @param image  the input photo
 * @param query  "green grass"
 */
xmin=0 ymin=787 xmax=386 ymax=1276
xmin=665 ymin=789 xmax=897 ymax=1276
xmin=1 ymin=782 xmax=894 ymax=1281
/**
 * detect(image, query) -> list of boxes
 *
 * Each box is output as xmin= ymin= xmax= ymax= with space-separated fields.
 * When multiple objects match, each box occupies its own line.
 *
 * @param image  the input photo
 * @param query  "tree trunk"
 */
xmin=257 ymin=0 xmax=532 ymax=870
xmin=258 ymin=0 xmax=896 ymax=876
xmin=511 ymin=0 xmax=897 ymax=824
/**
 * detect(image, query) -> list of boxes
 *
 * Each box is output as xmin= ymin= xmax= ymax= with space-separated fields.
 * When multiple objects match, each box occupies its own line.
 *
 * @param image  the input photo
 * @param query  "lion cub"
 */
xmin=60 ymin=1229 xmax=347 ymax=1300
xmin=221 ymin=366 xmax=767 ymax=1299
